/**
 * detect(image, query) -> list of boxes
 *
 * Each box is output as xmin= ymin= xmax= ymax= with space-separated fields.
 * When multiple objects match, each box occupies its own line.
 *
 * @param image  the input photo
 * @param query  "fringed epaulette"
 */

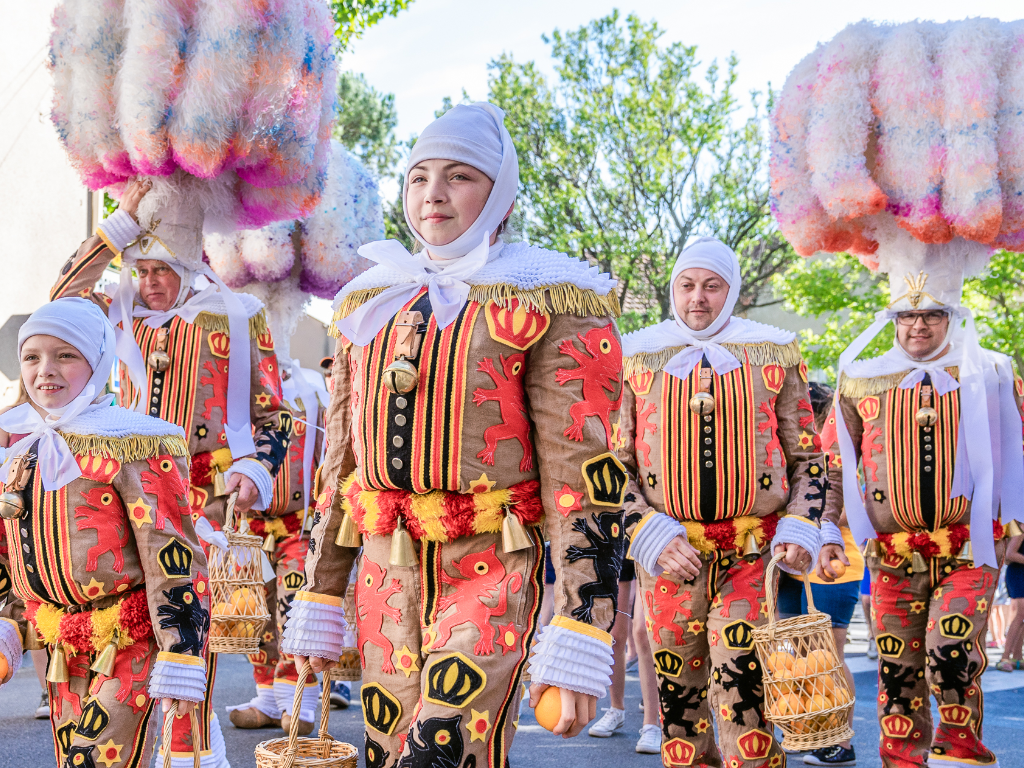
xmin=623 ymin=339 xmax=803 ymax=379
xmin=59 ymin=433 xmax=190 ymax=464
xmin=839 ymin=366 xmax=961 ymax=398
xmin=329 ymin=284 xmax=621 ymax=338
xmin=193 ymin=308 xmax=268 ymax=339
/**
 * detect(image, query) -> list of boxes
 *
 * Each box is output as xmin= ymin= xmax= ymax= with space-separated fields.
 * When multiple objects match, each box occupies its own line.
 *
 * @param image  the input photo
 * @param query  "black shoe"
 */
xmin=804 ymin=746 xmax=856 ymax=766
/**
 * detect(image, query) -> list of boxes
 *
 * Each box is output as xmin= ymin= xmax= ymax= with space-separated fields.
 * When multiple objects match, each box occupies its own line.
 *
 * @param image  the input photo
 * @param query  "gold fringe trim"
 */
xmin=623 ymin=339 xmax=803 ymax=379
xmin=60 ymin=433 xmax=189 ymax=463
xmin=328 ymin=284 xmax=621 ymax=338
xmin=193 ymin=308 xmax=268 ymax=339
xmin=838 ymin=366 xmax=960 ymax=398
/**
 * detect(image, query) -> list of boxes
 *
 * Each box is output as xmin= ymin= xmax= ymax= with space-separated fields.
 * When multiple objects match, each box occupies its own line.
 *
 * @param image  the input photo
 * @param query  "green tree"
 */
xmin=329 ymin=0 xmax=413 ymax=46
xmin=488 ymin=11 xmax=795 ymax=331
xmin=334 ymin=71 xmax=400 ymax=180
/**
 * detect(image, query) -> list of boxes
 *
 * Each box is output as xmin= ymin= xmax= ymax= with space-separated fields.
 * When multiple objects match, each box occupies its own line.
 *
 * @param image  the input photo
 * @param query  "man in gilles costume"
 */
xmin=282 ymin=102 xmax=625 ymax=766
xmin=819 ymin=244 xmax=1023 ymax=768
xmin=619 ymin=238 xmax=830 ymax=768
xmin=50 ymin=184 xmax=292 ymax=768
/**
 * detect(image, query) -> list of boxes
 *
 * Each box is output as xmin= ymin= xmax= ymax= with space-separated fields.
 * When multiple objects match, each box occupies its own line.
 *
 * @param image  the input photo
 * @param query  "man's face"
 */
xmin=672 ymin=268 xmax=730 ymax=331
xmin=136 ymin=260 xmax=181 ymax=312
xmin=895 ymin=309 xmax=950 ymax=359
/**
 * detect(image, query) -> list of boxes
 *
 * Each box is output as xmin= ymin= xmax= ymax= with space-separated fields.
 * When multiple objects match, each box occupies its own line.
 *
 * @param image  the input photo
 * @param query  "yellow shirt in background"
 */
xmin=809 ymin=525 xmax=865 ymax=585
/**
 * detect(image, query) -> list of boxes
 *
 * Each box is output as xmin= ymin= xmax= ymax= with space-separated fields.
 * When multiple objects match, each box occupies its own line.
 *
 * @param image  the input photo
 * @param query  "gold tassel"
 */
xmin=1005 ymin=520 xmax=1023 ymax=539
xmin=46 ymin=645 xmax=69 ymax=684
xmin=957 ymin=539 xmax=973 ymax=564
xmin=335 ymin=513 xmax=363 ymax=548
xmin=862 ymin=539 xmax=880 ymax=559
xmin=502 ymin=514 xmax=533 ymax=553
xmin=742 ymin=531 xmax=760 ymax=558
xmin=89 ymin=633 xmax=118 ymax=677
xmin=24 ymin=622 xmax=44 ymax=652
xmin=389 ymin=519 xmax=418 ymax=567
xmin=261 ymin=533 xmax=276 ymax=554
xmin=910 ymin=551 xmax=927 ymax=574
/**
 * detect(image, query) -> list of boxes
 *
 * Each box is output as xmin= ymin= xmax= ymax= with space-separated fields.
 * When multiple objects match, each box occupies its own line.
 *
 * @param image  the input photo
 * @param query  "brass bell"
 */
xmin=862 ymin=539 xmax=880 ymax=559
xmin=689 ymin=392 xmax=715 ymax=415
xmin=90 ymin=632 xmax=118 ymax=677
xmin=262 ymin=533 xmax=276 ymax=554
xmin=389 ymin=519 xmax=418 ymax=567
xmin=910 ymin=551 xmax=927 ymax=573
xmin=915 ymin=407 xmax=938 ymax=427
xmin=147 ymin=349 xmax=170 ymax=372
xmin=1005 ymin=519 xmax=1024 ymax=539
xmin=957 ymin=539 xmax=973 ymax=564
xmin=213 ymin=471 xmax=228 ymax=498
xmin=24 ymin=622 xmax=44 ymax=652
xmin=383 ymin=358 xmax=418 ymax=395
xmin=0 ymin=490 xmax=25 ymax=520
xmin=46 ymin=645 xmax=70 ymax=684
xmin=502 ymin=513 xmax=533 ymax=553
xmin=742 ymin=531 xmax=760 ymax=558
xmin=335 ymin=512 xmax=363 ymax=548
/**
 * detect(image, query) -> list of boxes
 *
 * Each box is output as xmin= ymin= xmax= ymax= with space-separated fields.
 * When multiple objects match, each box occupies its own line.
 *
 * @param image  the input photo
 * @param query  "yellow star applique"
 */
xmin=254 ymin=392 xmax=272 ymax=408
xmin=687 ymin=619 xmax=705 ymax=635
xmin=711 ymin=595 xmax=723 ymax=608
xmin=96 ymin=739 xmax=124 ymax=767
xmin=466 ymin=709 xmax=491 ymax=742
xmin=466 ymin=472 xmax=496 ymax=494
xmin=81 ymin=577 xmax=107 ymax=600
xmin=909 ymin=600 xmax=927 ymax=614
xmin=128 ymin=498 xmax=153 ymax=528
xmin=611 ymin=420 xmax=628 ymax=451
xmin=761 ymin=600 xmax=770 ymax=618
xmin=719 ymin=704 xmax=732 ymax=721
xmin=695 ymin=717 xmax=712 ymax=733
xmin=797 ymin=431 xmax=815 ymax=450
xmin=911 ymin=696 xmax=924 ymax=711
xmin=394 ymin=645 xmax=421 ymax=678
xmin=977 ymin=598 xmax=989 ymax=614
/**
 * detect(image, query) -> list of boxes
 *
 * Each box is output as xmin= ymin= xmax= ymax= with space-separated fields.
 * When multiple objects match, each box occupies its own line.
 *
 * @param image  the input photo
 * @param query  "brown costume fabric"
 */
xmin=618 ymin=344 xmax=831 ymax=768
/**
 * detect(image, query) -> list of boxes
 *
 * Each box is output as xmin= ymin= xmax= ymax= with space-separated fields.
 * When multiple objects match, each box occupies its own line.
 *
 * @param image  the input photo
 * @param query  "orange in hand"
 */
xmin=829 ymin=559 xmax=847 ymax=578
xmin=0 ymin=653 xmax=8 ymax=682
xmin=534 ymin=686 xmax=564 ymax=732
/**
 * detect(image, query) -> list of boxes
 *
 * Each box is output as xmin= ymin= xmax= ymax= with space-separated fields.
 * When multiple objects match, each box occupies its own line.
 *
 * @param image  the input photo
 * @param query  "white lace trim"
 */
xmin=57 ymin=404 xmax=186 ymax=441
xmin=622 ymin=318 xmax=796 ymax=357
xmin=148 ymin=657 xmax=208 ymax=702
xmin=527 ymin=624 xmax=614 ymax=698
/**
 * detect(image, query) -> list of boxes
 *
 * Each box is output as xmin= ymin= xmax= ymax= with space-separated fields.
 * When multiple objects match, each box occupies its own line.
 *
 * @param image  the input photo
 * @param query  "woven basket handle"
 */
xmin=763 ymin=553 xmax=819 ymax=630
xmin=223 ymin=491 xmax=240 ymax=532
xmin=161 ymin=701 xmax=201 ymax=768
xmin=281 ymin=661 xmax=336 ymax=768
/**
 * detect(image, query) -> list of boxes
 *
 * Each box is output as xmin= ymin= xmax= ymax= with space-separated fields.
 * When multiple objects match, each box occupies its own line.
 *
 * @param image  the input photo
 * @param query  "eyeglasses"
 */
xmin=895 ymin=310 xmax=948 ymax=326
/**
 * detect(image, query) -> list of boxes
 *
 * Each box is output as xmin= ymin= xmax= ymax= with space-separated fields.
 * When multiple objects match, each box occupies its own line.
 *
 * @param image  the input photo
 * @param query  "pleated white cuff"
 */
xmin=226 ymin=459 xmax=274 ymax=511
xmin=527 ymin=623 xmax=614 ymax=698
xmin=280 ymin=594 xmax=346 ymax=661
xmin=771 ymin=515 xmax=822 ymax=575
xmin=148 ymin=654 xmax=207 ymax=703
xmin=819 ymin=520 xmax=846 ymax=549
xmin=628 ymin=511 xmax=687 ymax=577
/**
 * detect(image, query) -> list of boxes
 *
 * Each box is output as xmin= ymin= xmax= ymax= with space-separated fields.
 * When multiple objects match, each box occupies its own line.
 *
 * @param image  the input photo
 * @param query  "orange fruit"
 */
xmin=829 ymin=559 xmax=847 ymax=578
xmin=808 ymin=693 xmax=834 ymax=713
xmin=790 ymin=658 xmax=809 ymax=679
xmin=0 ymin=653 xmax=8 ymax=681
xmin=230 ymin=588 xmax=259 ymax=615
xmin=534 ymin=686 xmax=564 ymax=732
xmin=212 ymin=601 xmax=237 ymax=617
xmin=806 ymin=649 xmax=836 ymax=674
xmin=766 ymin=651 xmax=796 ymax=676
xmin=229 ymin=621 xmax=256 ymax=638
xmin=832 ymin=687 xmax=852 ymax=705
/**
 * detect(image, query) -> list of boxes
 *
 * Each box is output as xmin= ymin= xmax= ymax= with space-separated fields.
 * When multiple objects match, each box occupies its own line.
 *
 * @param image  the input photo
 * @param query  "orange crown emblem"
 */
xmin=628 ymin=368 xmax=654 ymax=396
xmin=662 ymin=738 xmax=695 ymax=767
xmin=737 ymin=729 xmax=772 ymax=761
xmin=208 ymin=331 xmax=230 ymax=358
xmin=485 ymin=298 xmax=550 ymax=351
xmin=880 ymin=713 xmax=913 ymax=738
xmin=938 ymin=704 xmax=971 ymax=727
xmin=257 ymin=329 xmax=274 ymax=351
xmin=293 ymin=419 xmax=307 ymax=437
xmin=762 ymin=364 xmax=786 ymax=394
xmin=857 ymin=396 xmax=881 ymax=422
xmin=799 ymin=359 xmax=809 ymax=383
xmin=75 ymin=454 xmax=121 ymax=483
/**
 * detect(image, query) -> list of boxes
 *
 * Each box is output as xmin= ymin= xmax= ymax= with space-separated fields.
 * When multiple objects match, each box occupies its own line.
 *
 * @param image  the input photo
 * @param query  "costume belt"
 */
xmin=341 ymin=475 xmax=544 ymax=543
xmin=677 ymin=512 xmax=780 ymax=555
xmin=248 ymin=508 xmax=306 ymax=540
xmin=189 ymin=447 xmax=233 ymax=489
xmin=874 ymin=520 xmax=1004 ymax=561
xmin=25 ymin=587 xmax=153 ymax=654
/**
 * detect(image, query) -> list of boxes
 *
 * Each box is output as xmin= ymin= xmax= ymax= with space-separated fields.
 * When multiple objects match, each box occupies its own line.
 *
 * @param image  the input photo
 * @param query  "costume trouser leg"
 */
xmin=48 ymin=638 xmax=160 ymax=768
xmin=638 ymin=550 xmax=783 ymax=768
xmin=270 ymin=532 xmax=318 ymax=720
xmin=871 ymin=556 xmax=998 ymax=768
xmin=357 ymin=530 xmax=543 ymax=768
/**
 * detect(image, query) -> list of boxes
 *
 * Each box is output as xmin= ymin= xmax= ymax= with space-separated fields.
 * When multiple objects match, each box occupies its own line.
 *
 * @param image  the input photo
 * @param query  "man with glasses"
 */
xmin=817 ymin=252 xmax=1023 ymax=768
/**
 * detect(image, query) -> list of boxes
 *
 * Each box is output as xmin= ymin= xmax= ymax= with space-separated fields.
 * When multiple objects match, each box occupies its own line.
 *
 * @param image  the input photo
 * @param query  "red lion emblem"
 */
xmin=555 ymin=323 xmax=623 ymax=448
xmin=74 ymin=487 xmax=130 ymax=573
xmin=757 ymin=398 xmax=786 ymax=468
xmin=635 ymin=398 xmax=658 ymax=468
xmin=355 ymin=557 xmax=403 ymax=674
xmin=720 ymin=558 xmax=766 ymax=622
xmin=473 ymin=353 xmax=533 ymax=472
xmin=644 ymin=575 xmax=693 ymax=646
xmin=199 ymin=359 xmax=229 ymax=423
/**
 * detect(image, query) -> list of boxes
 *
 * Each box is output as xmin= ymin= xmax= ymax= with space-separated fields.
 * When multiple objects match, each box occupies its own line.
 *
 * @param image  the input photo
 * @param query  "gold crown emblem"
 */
xmin=75 ymin=454 xmax=122 ymax=483
xmin=662 ymin=738 xmax=696 ymax=766
xmin=208 ymin=331 xmax=231 ymax=358
xmin=938 ymin=704 xmax=971 ymax=727
xmin=628 ymin=367 xmax=654 ymax=395
xmin=485 ymin=299 xmax=550 ymax=351
xmin=257 ymin=329 xmax=274 ymax=351
xmin=738 ymin=730 xmax=773 ymax=761
xmin=881 ymin=713 xmax=913 ymax=738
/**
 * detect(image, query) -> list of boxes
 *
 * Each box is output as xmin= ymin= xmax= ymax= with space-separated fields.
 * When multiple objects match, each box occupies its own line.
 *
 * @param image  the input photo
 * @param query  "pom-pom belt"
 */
xmin=677 ymin=512 xmax=780 ymax=555
xmin=25 ymin=587 xmax=154 ymax=654
xmin=875 ymin=521 xmax=1004 ymax=561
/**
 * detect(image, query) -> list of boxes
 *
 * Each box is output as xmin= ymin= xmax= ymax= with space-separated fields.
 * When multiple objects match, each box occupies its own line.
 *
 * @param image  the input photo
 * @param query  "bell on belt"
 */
xmin=741 ymin=531 xmax=760 ymax=558
xmin=0 ymin=489 xmax=25 ymax=520
xmin=689 ymin=392 xmax=715 ymax=415
xmin=213 ymin=471 xmax=228 ymax=498
xmin=24 ymin=622 xmax=44 ymax=652
xmin=389 ymin=519 xmax=418 ymax=567
xmin=502 ymin=513 xmax=533 ymax=553
xmin=46 ymin=645 xmax=70 ymax=684
xmin=383 ymin=358 xmax=418 ymax=395
xmin=862 ymin=539 xmax=880 ymax=559
xmin=1005 ymin=519 xmax=1024 ymax=539
xmin=957 ymin=539 xmax=973 ymax=564
xmin=915 ymin=406 xmax=938 ymax=427
xmin=261 ymin=533 xmax=276 ymax=554
xmin=90 ymin=632 xmax=118 ymax=677
xmin=335 ymin=512 xmax=363 ymax=548
xmin=147 ymin=349 xmax=170 ymax=372
xmin=910 ymin=551 xmax=927 ymax=574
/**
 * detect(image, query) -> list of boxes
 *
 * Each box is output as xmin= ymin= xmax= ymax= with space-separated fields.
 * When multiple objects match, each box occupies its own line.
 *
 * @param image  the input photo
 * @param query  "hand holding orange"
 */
xmin=534 ymin=686 xmax=565 ymax=732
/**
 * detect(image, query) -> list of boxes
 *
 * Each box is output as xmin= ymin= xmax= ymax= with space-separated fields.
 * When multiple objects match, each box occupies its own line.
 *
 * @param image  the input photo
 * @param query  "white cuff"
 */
xmin=819 ymin=520 xmax=846 ymax=550
xmin=0 ymin=620 xmax=23 ymax=685
xmin=148 ymin=653 xmax=208 ymax=703
xmin=226 ymin=459 xmax=274 ymax=511
xmin=97 ymin=209 xmax=142 ymax=254
xmin=771 ymin=516 xmax=822 ymax=575
xmin=280 ymin=593 xmax=346 ymax=661
xmin=226 ymin=685 xmax=281 ymax=720
xmin=527 ymin=621 xmax=614 ymax=698
xmin=628 ymin=512 xmax=686 ymax=577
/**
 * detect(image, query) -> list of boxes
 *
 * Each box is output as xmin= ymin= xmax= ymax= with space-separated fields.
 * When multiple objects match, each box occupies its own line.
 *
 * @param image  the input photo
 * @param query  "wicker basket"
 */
xmin=208 ymin=493 xmax=272 ymax=654
xmin=255 ymin=661 xmax=358 ymax=768
xmin=329 ymin=585 xmax=360 ymax=682
xmin=160 ymin=701 xmax=200 ymax=768
xmin=752 ymin=554 xmax=855 ymax=751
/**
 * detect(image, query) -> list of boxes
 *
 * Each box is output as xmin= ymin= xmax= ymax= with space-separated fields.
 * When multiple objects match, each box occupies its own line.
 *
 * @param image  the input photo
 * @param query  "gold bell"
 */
xmin=335 ymin=513 xmax=363 ymax=548
xmin=862 ymin=539 xmax=880 ymax=559
xmin=502 ymin=513 xmax=533 ymax=553
xmin=24 ymin=622 xmax=44 ymax=652
xmin=147 ymin=349 xmax=170 ymax=372
xmin=46 ymin=645 xmax=70 ymax=684
xmin=1005 ymin=519 xmax=1024 ymax=539
xmin=213 ymin=471 xmax=228 ymax=498
xmin=90 ymin=632 xmax=118 ymax=677
xmin=389 ymin=519 xmax=418 ymax=567
xmin=742 ymin=531 xmax=760 ymax=558
xmin=688 ymin=392 xmax=715 ymax=415
xmin=382 ymin=358 xmax=418 ymax=395
xmin=910 ymin=551 xmax=927 ymax=573
xmin=915 ymin=407 xmax=938 ymax=427
xmin=262 ymin=533 xmax=276 ymax=554
xmin=0 ymin=489 xmax=25 ymax=520
xmin=957 ymin=539 xmax=973 ymax=564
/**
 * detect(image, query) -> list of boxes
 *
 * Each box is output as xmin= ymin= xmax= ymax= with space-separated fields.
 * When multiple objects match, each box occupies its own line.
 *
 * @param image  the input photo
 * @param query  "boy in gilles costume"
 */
xmin=0 ymin=299 xmax=209 ymax=768
xmin=620 ymin=238 xmax=829 ymax=768
xmin=282 ymin=103 xmax=625 ymax=766
xmin=50 ymin=189 xmax=292 ymax=767
xmin=819 ymin=245 xmax=1023 ymax=768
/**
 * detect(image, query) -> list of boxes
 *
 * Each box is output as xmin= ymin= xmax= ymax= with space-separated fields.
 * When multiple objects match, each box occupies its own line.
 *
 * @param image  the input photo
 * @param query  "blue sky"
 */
xmin=343 ymin=0 xmax=1024 ymax=140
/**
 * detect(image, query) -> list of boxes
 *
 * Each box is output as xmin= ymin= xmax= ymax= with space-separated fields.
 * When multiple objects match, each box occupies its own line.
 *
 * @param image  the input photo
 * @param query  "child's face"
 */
xmin=20 ymin=335 xmax=93 ymax=410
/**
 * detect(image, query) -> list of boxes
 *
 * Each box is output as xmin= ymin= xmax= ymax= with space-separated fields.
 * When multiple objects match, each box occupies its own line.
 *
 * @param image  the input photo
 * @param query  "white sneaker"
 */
xmin=866 ymin=637 xmax=878 ymax=660
xmin=636 ymin=725 xmax=662 ymax=754
xmin=588 ymin=707 xmax=625 ymax=737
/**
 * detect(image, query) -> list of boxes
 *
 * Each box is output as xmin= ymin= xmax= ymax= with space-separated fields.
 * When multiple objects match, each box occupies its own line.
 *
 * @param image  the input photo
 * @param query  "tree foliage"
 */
xmin=329 ymin=0 xmax=413 ymax=46
xmin=333 ymin=71 xmax=400 ymax=179
xmin=488 ymin=11 xmax=795 ymax=331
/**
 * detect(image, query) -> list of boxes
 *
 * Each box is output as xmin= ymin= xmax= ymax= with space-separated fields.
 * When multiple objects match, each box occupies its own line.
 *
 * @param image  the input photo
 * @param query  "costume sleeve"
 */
xmin=113 ymin=450 xmax=210 ymax=703
xmin=50 ymin=210 xmax=141 ymax=309
xmin=822 ymin=393 xmax=864 ymax=532
xmin=523 ymin=311 xmax=622 ymax=698
xmin=770 ymin=364 xmax=829 ymax=568
xmin=281 ymin=337 xmax=357 ymax=661
xmin=0 ymin=528 xmax=25 ymax=684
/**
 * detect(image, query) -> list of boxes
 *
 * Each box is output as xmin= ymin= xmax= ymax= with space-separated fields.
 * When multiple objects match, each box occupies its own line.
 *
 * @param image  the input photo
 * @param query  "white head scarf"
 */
xmin=0 ymin=298 xmax=117 ymax=490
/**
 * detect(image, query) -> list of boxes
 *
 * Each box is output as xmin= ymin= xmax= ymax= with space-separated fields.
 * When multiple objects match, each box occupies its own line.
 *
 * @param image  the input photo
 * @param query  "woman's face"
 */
xmin=406 ymin=159 xmax=494 ymax=247
xmin=20 ymin=335 xmax=93 ymax=411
